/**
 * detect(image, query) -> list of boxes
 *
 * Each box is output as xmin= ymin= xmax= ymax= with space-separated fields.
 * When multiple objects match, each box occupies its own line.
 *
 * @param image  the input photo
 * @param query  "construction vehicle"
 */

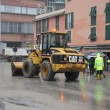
xmin=11 ymin=31 xmax=86 ymax=81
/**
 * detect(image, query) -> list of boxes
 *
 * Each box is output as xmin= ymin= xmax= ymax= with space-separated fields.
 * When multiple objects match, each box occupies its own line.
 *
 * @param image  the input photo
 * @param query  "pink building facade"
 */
xmin=1 ymin=0 xmax=45 ymax=47
xmin=65 ymin=0 xmax=110 ymax=55
xmin=35 ymin=0 xmax=110 ymax=57
xmin=34 ymin=9 xmax=65 ymax=43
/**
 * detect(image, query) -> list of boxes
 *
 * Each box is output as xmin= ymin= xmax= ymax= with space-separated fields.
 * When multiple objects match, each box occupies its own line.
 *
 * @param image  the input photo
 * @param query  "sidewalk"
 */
xmin=104 ymin=71 xmax=110 ymax=76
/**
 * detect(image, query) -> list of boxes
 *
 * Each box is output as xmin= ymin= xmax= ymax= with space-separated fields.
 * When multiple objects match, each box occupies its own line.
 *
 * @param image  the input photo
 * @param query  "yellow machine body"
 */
xmin=52 ymin=63 xmax=86 ymax=73
xmin=45 ymin=48 xmax=86 ymax=73
xmin=11 ymin=31 xmax=87 ymax=81
xmin=12 ymin=62 xmax=23 ymax=69
xmin=28 ymin=50 xmax=42 ymax=65
xmin=26 ymin=47 xmax=86 ymax=73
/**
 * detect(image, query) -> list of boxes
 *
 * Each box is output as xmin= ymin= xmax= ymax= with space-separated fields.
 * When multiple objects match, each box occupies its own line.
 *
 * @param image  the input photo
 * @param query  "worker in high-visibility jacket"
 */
xmin=107 ymin=59 xmax=110 ymax=63
xmin=82 ymin=57 xmax=89 ymax=76
xmin=94 ymin=53 xmax=104 ymax=80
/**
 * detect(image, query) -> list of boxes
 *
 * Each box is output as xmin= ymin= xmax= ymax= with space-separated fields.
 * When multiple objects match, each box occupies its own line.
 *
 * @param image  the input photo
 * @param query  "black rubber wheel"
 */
xmin=11 ymin=62 xmax=23 ymax=76
xmin=22 ymin=59 xmax=36 ymax=78
xmin=41 ymin=60 xmax=55 ymax=81
xmin=65 ymin=72 xmax=79 ymax=81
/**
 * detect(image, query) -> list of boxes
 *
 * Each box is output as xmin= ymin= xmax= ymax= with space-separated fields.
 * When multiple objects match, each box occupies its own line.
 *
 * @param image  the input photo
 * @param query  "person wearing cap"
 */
xmin=94 ymin=53 xmax=104 ymax=80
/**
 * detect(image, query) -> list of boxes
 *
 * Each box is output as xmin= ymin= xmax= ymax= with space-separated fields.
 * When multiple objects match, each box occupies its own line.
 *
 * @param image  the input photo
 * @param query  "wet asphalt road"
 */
xmin=0 ymin=60 xmax=110 ymax=110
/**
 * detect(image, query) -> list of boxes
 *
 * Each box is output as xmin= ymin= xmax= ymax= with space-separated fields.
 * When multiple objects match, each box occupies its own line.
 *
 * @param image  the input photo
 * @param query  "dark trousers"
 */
xmin=96 ymin=70 xmax=105 ymax=78
xmin=96 ymin=70 xmax=102 ymax=77
xmin=97 ymin=70 xmax=103 ymax=74
xmin=89 ymin=66 xmax=94 ymax=75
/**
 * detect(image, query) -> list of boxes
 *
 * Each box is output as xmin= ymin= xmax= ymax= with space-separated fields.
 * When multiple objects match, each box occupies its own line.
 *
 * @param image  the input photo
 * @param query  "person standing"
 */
xmin=107 ymin=58 xmax=110 ymax=71
xmin=82 ymin=57 xmax=89 ymax=76
xmin=94 ymin=53 xmax=104 ymax=80
xmin=89 ymin=57 xmax=95 ymax=75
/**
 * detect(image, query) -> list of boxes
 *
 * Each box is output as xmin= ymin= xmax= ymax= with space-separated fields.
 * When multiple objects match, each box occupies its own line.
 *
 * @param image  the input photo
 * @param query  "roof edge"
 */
xmin=35 ymin=9 xmax=65 ymax=21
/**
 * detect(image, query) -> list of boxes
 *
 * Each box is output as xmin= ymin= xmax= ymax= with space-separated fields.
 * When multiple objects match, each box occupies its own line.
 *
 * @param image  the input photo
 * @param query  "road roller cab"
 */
xmin=11 ymin=32 xmax=86 ymax=81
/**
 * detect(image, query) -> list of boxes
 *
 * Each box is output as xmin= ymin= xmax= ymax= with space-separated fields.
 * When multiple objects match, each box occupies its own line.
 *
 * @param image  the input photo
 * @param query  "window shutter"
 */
xmin=36 ymin=21 xmax=38 ymax=34
xmin=106 ymin=25 xmax=110 ymax=40
xmin=90 ymin=27 xmax=96 ymax=41
xmin=93 ymin=7 xmax=96 ymax=17
xmin=90 ymin=6 xmax=96 ymax=26
xmin=39 ymin=20 xmax=41 ymax=33
xmin=106 ymin=3 xmax=110 ymax=23
xmin=65 ymin=14 xmax=67 ymax=29
xmin=42 ymin=19 xmax=44 ymax=32
xmin=47 ymin=18 xmax=49 ymax=32
xmin=56 ymin=16 xmax=59 ymax=30
xmin=67 ymin=31 xmax=71 ymax=42
xmin=71 ymin=12 xmax=73 ymax=28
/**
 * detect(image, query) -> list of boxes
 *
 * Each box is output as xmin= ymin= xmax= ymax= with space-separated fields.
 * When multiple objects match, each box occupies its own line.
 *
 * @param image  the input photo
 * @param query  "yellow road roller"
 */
xmin=11 ymin=32 xmax=87 ymax=81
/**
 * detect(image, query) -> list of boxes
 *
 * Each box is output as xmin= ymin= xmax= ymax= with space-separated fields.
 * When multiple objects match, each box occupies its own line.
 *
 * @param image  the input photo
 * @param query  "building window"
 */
xmin=65 ymin=12 xmax=73 ymax=29
xmin=27 ymin=8 xmax=37 ymax=15
xmin=1 ymin=22 xmax=33 ymax=34
xmin=0 ymin=5 xmax=38 ymax=15
xmin=5 ymin=42 xmax=22 ymax=47
xmin=46 ymin=0 xmax=54 ymax=7
xmin=21 ymin=7 xmax=27 ymax=14
xmin=14 ymin=6 xmax=21 ymax=14
xmin=36 ymin=21 xmax=41 ymax=34
xmin=67 ymin=31 xmax=71 ymax=43
xmin=56 ymin=16 xmax=59 ymax=30
xmin=90 ymin=6 xmax=97 ymax=26
xmin=105 ymin=25 xmax=110 ymax=40
xmin=0 ymin=5 xmax=5 ymax=12
xmin=105 ymin=3 xmax=110 ymax=23
xmin=42 ymin=19 xmax=48 ymax=32
xmin=21 ymin=23 xmax=33 ymax=34
xmin=89 ymin=27 xmax=96 ymax=41
xmin=5 ymin=5 xmax=16 ymax=13
xmin=42 ymin=20 xmax=44 ymax=32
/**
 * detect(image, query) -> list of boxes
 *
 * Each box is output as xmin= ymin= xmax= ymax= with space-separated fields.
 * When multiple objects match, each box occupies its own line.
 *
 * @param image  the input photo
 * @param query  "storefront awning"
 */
xmin=84 ymin=45 xmax=110 ymax=52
